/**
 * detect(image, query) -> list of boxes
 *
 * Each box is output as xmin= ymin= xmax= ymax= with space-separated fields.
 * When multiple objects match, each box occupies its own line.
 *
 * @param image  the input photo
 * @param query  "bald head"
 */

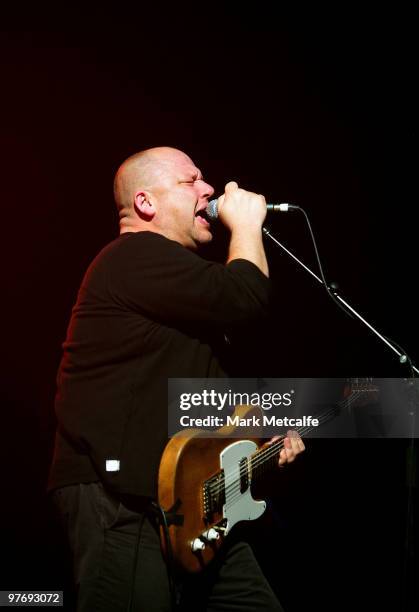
xmin=113 ymin=147 xmax=193 ymax=216
xmin=112 ymin=146 xmax=213 ymax=246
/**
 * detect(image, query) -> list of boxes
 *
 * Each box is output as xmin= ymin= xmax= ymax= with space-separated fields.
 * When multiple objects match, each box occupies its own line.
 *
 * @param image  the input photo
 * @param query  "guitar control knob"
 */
xmin=203 ymin=528 xmax=220 ymax=542
xmin=191 ymin=538 xmax=206 ymax=552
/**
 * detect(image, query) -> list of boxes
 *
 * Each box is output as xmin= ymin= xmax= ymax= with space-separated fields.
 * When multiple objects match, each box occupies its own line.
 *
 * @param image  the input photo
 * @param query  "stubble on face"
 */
xmin=151 ymin=152 xmax=214 ymax=249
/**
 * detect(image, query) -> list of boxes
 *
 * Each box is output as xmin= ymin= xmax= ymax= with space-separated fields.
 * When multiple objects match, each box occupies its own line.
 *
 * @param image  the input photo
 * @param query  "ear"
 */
xmin=134 ymin=191 xmax=156 ymax=221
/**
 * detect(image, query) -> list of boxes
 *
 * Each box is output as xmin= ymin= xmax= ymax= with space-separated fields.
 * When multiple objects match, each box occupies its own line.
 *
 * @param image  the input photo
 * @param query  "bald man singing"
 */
xmin=48 ymin=147 xmax=304 ymax=612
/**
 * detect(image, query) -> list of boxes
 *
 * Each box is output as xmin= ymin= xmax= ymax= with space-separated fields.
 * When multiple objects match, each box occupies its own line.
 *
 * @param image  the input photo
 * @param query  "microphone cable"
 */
xmin=151 ymin=501 xmax=179 ymax=612
xmin=126 ymin=502 xmax=178 ymax=612
xmin=265 ymin=205 xmax=356 ymax=321
xmin=127 ymin=511 xmax=147 ymax=612
xmin=291 ymin=206 xmax=416 ymax=372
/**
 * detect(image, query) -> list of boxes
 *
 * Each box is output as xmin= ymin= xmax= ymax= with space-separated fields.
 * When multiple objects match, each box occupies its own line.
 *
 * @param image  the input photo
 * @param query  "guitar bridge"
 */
xmin=203 ymin=470 xmax=225 ymax=519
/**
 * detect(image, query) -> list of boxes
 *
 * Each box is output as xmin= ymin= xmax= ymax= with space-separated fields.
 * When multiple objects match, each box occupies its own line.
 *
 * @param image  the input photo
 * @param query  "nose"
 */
xmin=201 ymin=180 xmax=215 ymax=199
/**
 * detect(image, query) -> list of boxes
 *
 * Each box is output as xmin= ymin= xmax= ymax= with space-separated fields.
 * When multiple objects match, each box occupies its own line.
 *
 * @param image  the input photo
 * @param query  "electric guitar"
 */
xmin=158 ymin=378 xmax=379 ymax=573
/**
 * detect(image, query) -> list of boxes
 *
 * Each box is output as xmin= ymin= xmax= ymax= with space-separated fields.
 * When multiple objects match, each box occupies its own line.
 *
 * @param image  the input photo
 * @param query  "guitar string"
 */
xmin=210 ymin=402 xmax=335 ymax=501
xmin=208 ymin=398 xmax=349 ymax=502
xmin=213 ymin=403 xmax=339 ymax=505
xmin=206 ymin=392 xmax=365 ymax=503
xmin=208 ymin=398 xmax=345 ymax=498
xmin=223 ymin=391 xmax=365 ymax=502
xmin=250 ymin=388 xmax=373 ymax=473
xmin=212 ymin=400 xmax=352 ymax=508
xmin=216 ymin=388 xmax=375 ymax=507
xmin=205 ymin=383 xmax=376 ymax=498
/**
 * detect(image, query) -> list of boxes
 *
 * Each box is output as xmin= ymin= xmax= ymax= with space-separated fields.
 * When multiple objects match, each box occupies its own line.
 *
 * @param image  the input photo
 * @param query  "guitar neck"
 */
xmin=250 ymin=379 xmax=378 ymax=479
xmin=250 ymin=403 xmax=340 ymax=478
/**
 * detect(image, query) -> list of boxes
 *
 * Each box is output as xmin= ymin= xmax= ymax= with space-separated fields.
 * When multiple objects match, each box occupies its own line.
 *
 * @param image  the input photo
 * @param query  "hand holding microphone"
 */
xmin=213 ymin=182 xmax=299 ymax=276
xmin=207 ymin=186 xmax=299 ymax=221
xmin=211 ymin=182 xmax=268 ymax=233
xmin=216 ymin=182 xmax=270 ymax=276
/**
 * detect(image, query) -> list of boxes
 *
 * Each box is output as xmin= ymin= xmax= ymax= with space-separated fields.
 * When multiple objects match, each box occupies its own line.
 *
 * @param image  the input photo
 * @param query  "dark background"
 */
xmin=1 ymin=5 xmax=417 ymax=611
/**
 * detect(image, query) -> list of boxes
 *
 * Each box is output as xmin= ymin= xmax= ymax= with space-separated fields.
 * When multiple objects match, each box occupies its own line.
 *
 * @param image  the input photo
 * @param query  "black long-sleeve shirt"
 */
xmin=48 ymin=231 xmax=271 ymax=498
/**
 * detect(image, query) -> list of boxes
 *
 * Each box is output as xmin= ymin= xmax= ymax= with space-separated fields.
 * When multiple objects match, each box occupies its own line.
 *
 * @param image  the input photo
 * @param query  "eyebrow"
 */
xmin=180 ymin=168 xmax=204 ymax=182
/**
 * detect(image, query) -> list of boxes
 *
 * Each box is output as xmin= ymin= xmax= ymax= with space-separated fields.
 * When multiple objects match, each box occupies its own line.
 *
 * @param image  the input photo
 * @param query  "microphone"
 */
xmin=206 ymin=199 xmax=300 ymax=220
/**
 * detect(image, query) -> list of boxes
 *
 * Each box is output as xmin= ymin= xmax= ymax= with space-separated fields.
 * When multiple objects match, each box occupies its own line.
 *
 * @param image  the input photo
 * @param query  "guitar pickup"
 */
xmin=239 ymin=457 xmax=250 ymax=493
xmin=203 ymin=470 xmax=225 ymax=519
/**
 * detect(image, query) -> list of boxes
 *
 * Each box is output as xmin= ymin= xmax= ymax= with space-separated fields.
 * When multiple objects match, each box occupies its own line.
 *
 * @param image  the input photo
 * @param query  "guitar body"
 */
xmin=158 ymin=404 xmax=266 ymax=573
xmin=158 ymin=378 xmax=379 ymax=573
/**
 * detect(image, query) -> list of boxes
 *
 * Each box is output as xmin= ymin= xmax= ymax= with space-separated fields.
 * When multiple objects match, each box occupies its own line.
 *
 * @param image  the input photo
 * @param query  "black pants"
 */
xmin=51 ymin=482 xmax=284 ymax=612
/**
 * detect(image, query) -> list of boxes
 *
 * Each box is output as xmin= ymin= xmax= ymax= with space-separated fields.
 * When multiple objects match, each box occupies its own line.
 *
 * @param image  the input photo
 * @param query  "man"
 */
xmin=48 ymin=147 xmax=305 ymax=611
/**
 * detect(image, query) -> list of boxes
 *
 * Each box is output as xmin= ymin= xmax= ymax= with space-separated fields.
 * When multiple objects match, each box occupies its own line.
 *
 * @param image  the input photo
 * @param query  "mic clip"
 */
xmin=327 ymin=281 xmax=339 ymax=295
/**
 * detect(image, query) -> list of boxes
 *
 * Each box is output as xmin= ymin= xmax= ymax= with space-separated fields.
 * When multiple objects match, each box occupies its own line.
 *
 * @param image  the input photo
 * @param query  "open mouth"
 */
xmin=195 ymin=209 xmax=211 ymax=226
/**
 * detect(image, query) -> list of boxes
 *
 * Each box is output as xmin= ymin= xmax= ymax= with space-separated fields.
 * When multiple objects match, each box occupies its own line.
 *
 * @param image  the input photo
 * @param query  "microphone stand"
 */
xmin=262 ymin=226 xmax=418 ymax=375
xmin=262 ymin=225 xmax=417 ymax=612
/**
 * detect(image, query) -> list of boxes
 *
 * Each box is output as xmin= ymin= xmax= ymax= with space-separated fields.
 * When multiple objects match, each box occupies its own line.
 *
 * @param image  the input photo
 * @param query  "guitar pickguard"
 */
xmin=220 ymin=440 xmax=266 ymax=534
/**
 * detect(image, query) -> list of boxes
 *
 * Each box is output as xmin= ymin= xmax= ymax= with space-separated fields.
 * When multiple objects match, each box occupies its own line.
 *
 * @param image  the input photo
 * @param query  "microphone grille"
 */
xmin=207 ymin=199 xmax=219 ymax=219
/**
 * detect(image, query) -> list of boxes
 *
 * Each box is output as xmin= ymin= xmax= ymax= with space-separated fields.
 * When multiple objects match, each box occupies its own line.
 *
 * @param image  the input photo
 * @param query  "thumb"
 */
xmin=224 ymin=181 xmax=238 ymax=195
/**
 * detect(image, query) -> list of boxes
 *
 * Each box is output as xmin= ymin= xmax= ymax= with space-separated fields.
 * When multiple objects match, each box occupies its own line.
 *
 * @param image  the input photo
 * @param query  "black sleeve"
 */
xmin=105 ymin=232 xmax=271 ymax=328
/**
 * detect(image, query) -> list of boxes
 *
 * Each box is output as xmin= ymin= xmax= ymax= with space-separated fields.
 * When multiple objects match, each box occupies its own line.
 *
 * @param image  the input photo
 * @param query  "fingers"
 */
xmin=278 ymin=430 xmax=305 ymax=467
xmin=223 ymin=182 xmax=264 ymax=202
xmin=278 ymin=438 xmax=294 ymax=466
xmin=224 ymin=181 xmax=238 ymax=194
xmin=215 ymin=182 xmax=237 ymax=217
xmin=217 ymin=181 xmax=267 ymax=232
xmin=288 ymin=429 xmax=305 ymax=453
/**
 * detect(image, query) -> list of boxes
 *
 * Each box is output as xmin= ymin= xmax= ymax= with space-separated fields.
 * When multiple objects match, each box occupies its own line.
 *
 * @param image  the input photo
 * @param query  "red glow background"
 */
xmin=1 ymin=7 xmax=417 ymax=611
